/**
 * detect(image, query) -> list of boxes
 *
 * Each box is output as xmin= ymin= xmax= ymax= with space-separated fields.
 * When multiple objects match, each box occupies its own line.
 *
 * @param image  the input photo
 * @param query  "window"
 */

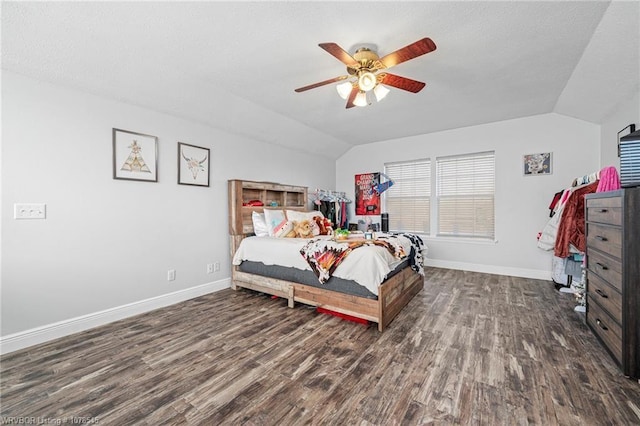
xmin=384 ymin=159 xmax=431 ymax=233
xmin=436 ymin=151 xmax=495 ymax=239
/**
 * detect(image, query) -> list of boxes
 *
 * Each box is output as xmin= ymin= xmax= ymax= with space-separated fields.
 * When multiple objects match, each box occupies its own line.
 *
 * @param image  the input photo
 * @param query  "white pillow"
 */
xmin=264 ymin=209 xmax=287 ymax=236
xmin=286 ymin=210 xmax=323 ymax=222
xmin=251 ymin=211 xmax=269 ymax=237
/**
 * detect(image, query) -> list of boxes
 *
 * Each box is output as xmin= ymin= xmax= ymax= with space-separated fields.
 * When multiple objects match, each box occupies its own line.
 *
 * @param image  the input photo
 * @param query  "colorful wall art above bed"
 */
xmin=355 ymin=172 xmax=381 ymax=215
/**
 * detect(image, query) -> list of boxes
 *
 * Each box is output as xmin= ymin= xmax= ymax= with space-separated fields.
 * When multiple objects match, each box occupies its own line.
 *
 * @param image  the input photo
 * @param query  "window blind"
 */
xmin=436 ymin=151 xmax=495 ymax=239
xmin=384 ymin=159 xmax=430 ymax=233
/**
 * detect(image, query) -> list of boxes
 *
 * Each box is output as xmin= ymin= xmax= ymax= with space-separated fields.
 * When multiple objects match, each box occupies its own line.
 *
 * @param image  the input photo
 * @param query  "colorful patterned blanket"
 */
xmin=300 ymin=234 xmax=423 ymax=284
xmin=393 ymin=233 xmax=425 ymax=277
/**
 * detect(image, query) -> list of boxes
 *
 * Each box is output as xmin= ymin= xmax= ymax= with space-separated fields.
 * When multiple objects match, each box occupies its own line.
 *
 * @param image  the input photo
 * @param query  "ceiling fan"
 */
xmin=294 ymin=37 xmax=437 ymax=109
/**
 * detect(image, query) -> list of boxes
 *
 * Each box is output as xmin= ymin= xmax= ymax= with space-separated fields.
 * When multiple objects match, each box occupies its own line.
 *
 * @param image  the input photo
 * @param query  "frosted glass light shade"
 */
xmin=358 ymin=72 xmax=377 ymax=92
xmin=354 ymin=91 xmax=367 ymax=107
xmin=374 ymin=84 xmax=390 ymax=102
xmin=336 ymin=82 xmax=352 ymax=100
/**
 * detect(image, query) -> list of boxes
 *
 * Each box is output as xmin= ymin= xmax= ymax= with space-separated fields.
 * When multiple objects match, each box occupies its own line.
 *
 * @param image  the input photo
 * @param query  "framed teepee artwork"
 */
xmin=112 ymin=128 xmax=158 ymax=182
xmin=178 ymin=142 xmax=210 ymax=187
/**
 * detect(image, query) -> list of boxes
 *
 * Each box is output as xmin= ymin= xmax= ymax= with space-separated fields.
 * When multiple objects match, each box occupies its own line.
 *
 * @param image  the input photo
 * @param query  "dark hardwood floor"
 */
xmin=2 ymin=267 xmax=639 ymax=425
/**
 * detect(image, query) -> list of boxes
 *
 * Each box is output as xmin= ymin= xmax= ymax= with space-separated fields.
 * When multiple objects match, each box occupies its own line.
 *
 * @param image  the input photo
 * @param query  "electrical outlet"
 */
xmin=213 ymin=261 xmax=220 ymax=272
xmin=14 ymin=203 xmax=46 ymax=219
xmin=207 ymin=263 xmax=214 ymax=274
xmin=167 ymin=269 xmax=176 ymax=281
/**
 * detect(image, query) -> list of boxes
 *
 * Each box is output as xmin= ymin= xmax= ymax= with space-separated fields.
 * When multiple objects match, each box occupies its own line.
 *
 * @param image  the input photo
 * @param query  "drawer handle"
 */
xmin=595 ymin=289 xmax=608 ymax=298
xmin=596 ymin=319 xmax=609 ymax=331
xmin=595 ymin=235 xmax=608 ymax=242
xmin=599 ymin=209 xmax=608 ymax=213
xmin=595 ymin=262 xmax=609 ymax=270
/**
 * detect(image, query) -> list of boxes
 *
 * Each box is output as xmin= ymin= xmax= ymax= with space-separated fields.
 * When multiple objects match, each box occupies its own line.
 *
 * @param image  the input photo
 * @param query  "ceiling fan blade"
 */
xmin=379 ymin=73 xmax=426 ymax=93
xmin=294 ymin=75 xmax=349 ymax=92
xmin=376 ymin=37 xmax=437 ymax=69
xmin=319 ymin=43 xmax=361 ymax=68
xmin=345 ymin=85 xmax=358 ymax=109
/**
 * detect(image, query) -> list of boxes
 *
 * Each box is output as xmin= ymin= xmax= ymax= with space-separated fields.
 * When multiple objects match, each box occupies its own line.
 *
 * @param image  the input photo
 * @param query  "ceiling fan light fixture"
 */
xmin=374 ymin=84 xmax=390 ymax=102
xmin=354 ymin=91 xmax=368 ymax=107
xmin=358 ymin=71 xmax=377 ymax=92
xmin=336 ymin=81 xmax=353 ymax=100
xmin=295 ymin=38 xmax=436 ymax=109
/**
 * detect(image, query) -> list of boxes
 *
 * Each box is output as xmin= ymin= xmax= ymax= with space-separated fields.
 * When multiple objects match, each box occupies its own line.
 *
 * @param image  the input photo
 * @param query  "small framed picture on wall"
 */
xmin=178 ymin=142 xmax=210 ymax=187
xmin=523 ymin=153 xmax=552 ymax=176
xmin=113 ymin=128 xmax=158 ymax=182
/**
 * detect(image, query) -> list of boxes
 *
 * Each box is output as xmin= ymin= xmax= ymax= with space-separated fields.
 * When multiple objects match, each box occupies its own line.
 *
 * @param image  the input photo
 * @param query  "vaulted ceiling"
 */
xmin=2 ymin=1 xmax=638 ymax=160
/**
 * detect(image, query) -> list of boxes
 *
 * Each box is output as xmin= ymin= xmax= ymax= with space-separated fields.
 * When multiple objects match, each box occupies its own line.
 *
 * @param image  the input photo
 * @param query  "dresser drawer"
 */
xmin=587 ymin=249 xmax=622 ymax=292
xmin=586 ymin=197 xmax=622 ymax=226
xmin=587 ymin=296 xmax=622 ymax=365
xmin=586 ymin=223 xmax=622 ymax=259
xmin=587 ymin=272 xmax=622 ymax=325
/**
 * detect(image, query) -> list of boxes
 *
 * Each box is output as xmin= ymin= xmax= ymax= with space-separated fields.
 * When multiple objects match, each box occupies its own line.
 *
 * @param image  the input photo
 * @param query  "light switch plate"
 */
xmin=14 ymin=203 xmax=46 ymax=219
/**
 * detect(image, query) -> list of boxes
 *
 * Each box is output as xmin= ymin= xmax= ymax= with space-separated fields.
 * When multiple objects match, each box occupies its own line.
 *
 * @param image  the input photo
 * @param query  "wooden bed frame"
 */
xmin=228 ymin=179 xmax=423 ymax=331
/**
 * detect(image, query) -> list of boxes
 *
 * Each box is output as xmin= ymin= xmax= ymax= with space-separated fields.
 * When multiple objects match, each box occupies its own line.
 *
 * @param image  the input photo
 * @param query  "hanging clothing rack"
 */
xmin=313 ymin=188 xmax=351 ymax=229
xmin=313 ymin=188 xmax=352 ymax=203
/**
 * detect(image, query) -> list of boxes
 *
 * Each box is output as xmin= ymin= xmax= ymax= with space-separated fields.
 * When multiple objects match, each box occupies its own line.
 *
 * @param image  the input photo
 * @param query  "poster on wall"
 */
xmin=355 ymin=172 xmax=380 ymax=215
xmin=523 ymin=152 xmax=552 ymax=175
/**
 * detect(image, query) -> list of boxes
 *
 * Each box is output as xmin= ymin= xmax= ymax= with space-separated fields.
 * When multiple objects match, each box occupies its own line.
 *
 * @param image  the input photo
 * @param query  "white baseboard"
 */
xmin=0 ymin=278 xmax=231 ymax=355
xmin=424 ymin=259 xmax=552 ymax=281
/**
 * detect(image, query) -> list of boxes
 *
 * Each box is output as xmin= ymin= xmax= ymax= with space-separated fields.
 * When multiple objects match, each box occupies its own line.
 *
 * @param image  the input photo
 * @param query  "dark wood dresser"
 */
xmin=585 ymin=187 xmax=639 ymax=379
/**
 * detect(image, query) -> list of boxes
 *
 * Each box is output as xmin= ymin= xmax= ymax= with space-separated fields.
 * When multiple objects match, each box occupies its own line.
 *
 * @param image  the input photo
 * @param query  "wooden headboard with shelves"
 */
xmin=228 ymin=179 xmax=308 ymax=235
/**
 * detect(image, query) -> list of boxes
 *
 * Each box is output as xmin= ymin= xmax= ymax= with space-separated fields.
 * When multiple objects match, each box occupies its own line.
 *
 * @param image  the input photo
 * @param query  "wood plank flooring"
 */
xmin=2 ymin=267 xmax=640 ymax=425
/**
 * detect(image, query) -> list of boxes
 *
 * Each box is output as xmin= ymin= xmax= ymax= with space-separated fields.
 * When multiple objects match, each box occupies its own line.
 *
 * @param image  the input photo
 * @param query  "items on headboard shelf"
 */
xmin=312 ymin=188 xmax=351 ymax=229
xmin=228 ymin=179 xmax=308 ymax=236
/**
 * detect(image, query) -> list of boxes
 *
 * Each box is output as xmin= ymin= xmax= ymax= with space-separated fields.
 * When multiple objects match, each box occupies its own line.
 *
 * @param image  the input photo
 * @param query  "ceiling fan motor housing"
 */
xmin=347 ymin=47 xmax=380 ymax=75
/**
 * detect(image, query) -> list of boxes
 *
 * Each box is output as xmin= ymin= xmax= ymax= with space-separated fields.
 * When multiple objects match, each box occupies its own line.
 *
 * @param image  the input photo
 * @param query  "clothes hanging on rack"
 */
xmin=340 ymin=201 xmax=347 ymax=228
xmin=548 ymin=190 xmax=564 ymax=217
xmin=312 ymin=189 xmax=351 ymax=229
xmin=538 ymin=175 xmax=600 ymax=253
xmin=572 ymin=171 xmax=599 ymax=187
xmin=537 ymin=168 xmax=612 ymax=311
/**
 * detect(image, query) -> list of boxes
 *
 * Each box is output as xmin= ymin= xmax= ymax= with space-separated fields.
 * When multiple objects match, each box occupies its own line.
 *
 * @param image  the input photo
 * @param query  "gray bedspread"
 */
xmin=238 ymin=258 xmax=410 ymax=300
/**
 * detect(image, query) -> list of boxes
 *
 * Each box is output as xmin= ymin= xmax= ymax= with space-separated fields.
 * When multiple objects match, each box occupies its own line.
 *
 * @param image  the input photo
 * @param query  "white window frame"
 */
xmin=383 ymin=158 xmax=431 ymax=234
xmin=435 ymin=151 xmax=496 ymax=240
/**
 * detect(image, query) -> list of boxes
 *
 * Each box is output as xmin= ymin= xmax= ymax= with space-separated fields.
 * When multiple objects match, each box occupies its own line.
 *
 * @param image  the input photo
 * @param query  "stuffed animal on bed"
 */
xmin=313 ymin=216 xmax=333 ymax=235
xmin=293 ymin=220 xmax=315 ymax=238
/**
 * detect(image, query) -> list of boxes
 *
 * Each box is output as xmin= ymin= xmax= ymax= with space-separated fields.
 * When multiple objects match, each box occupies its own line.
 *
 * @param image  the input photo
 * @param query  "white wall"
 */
xmin=1 ymin=72 xmax=335 ymax=343
xmin=336 ymin=113 xmax=600 ymax=278
xmin=600 ymin=90 xmax=640 ymax=169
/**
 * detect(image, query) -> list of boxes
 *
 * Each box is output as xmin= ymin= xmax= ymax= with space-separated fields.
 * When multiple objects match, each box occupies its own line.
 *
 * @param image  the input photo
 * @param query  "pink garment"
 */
xmin=596 ymin=166 xmax=621 ymax=192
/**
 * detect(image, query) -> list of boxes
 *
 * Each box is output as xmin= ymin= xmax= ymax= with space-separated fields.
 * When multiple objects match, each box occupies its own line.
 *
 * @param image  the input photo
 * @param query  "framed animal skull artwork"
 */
xmin=523 ymin=152 xmax=552 ymax=176
xmin=178 ymin=142 xmax=210 ymax=187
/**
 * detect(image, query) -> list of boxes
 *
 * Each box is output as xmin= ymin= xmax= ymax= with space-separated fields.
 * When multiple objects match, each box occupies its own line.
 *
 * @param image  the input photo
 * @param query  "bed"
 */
xmin=228 ymin=179 xmax=425 ymax=331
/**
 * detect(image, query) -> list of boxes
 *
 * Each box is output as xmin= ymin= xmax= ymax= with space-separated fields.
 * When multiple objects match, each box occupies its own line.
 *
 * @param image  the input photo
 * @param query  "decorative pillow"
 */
xmin=264 ymin=209 xmax=287 ymax=237
xmin=251 ymin=211 xmax=269 ymax=237
xmin=273 ymin=220 xmax=296 ymax=238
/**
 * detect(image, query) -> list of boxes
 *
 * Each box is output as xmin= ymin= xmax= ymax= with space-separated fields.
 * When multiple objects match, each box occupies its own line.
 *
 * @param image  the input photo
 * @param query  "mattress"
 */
xmin=238 ymin=258 xmax=410 ymax=300
xmin=232 ymin=235 xmax=415 ymax=296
